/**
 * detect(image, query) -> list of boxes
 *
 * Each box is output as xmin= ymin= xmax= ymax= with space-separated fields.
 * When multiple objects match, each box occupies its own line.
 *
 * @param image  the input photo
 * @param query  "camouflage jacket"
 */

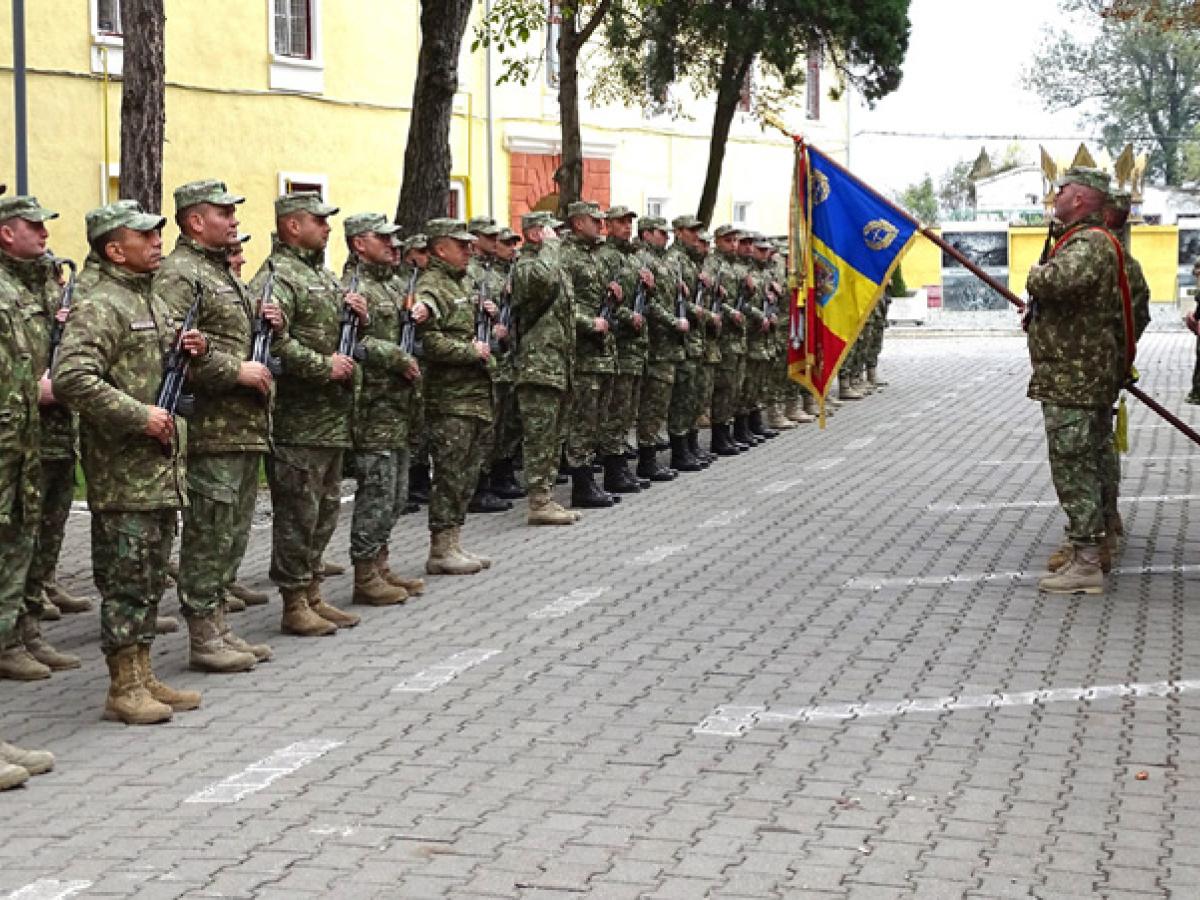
xmin=249 ymin=238 xmax=352 ymax=448
xmin=155 ymin=236 xmax=269 ymax=454
xmin=1026 ymin=214 xmax=1127 ymax=407
xmin=638 ymin=243 xmax=686 ymax=364
xmin=559 ymin=234 xmax=617 ymax=374
xmin=666 ymin=243 xmax=707 ymax=361
xmin=595 ymin=237 xmax=647 ymax=373
xmin=745 ymin=259 xmax=776 ymax=361
xmin=0 ymin=262 xmax=40 ymax=527
xmin=52 ymin=259 xmax=187 ymax=512
xmin=702 ymin=250 xmax=747 ymax=355
xmin=341 ymin=256 xmax=417 ymax=450
xmin=415 ymin=256 xmax=494 ymax=422
xmin=468 ymin=254 xmax=515 ymax=385
xmin=512 ymin=241 xmax=575 ymax=391
xmin=687 ymin=245 xmax=721 ymax=365
xmin=2 ymin=251 xmax=75 ymax=461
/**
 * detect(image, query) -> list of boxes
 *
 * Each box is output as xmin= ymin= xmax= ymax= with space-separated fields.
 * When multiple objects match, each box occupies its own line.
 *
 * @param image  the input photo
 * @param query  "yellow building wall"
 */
xmin=900 ymin=230 xmax=942 ymax=289
xmin=1009 ymin=227 xmax=1046 ymax=298
xmin=1131 ymin=226 xmax=1177 ymax=303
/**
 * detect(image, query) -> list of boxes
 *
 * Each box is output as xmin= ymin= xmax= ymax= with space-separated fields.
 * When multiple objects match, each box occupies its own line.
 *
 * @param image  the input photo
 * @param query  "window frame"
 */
xmin=268 ymin=0 xmax=325 ymax=94
xmin=646 ymin=197 xmax=669 ymax=220
xmin=88 ymin=0 xmax=125 ymax=75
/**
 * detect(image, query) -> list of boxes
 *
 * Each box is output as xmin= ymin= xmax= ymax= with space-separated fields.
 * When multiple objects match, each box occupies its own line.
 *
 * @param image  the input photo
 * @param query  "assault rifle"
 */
xmin=250 ymin=260 xmax=282 ymax=377
xmin=675 ymin=278 xmax=689 ymax=345
xmin=46 ymin=256 xmax=77 ymax=373
xmin=337 ymin=259 xmax=366 ymax=361
xmin=154 ymin=282 xmax=203 ymax=457
xmin=632 ymin=280 xmax=647 ymax=317
xmin=399 ymin=268 xmax=419 ymax=356
xmin=497 ymin=274 xmax=516 ymax=352
xmin=475 ymin=275 xmax=493 ymax=345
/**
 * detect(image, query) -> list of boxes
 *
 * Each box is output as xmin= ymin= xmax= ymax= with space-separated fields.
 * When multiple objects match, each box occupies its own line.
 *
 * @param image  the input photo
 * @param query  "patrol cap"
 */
xmin=0 ymin=195 xmax=58 ymax=223
xmin=753 ymin=235 xmax=774 ymax=249
xmin=566 ymin=200 xmax=604 ymax=220
xmin=275 ymin=191 xmax=339 ymax=218
xmin=713 ymin=224 xmax=742 ymax=239
xmin=739 ymin=230 xmax=761 ymax=243
xmin=401 ymin=234 xmax=429 ymax=253
xmin=1054 ymin=166 xmax=1111 ymax=195
xmin=424 ymin=218 xmax=476 ymax=242
xmin=1107 ymin=190 xmax=1132 ymax=213
xmin=639 ymin=216 xmax=668 ymax=232
xmin=344 ymin=212 xmax=401 ymax=238
xmin=672 ymin=214 xmax=702 ymax=230
xmin=467 ymin=215 xmax=503 ymax=236
xmin=605 ymin=205 xmax=638 ymax=221
xmin=498 ymin=227 xmax=521 ymax=243
xmin=521 ymin=210 xmax=561 ymax=231
xmin=697 ymin=229 xmax=713 ymax=242
xmin=173 ymin=179 xmax=244 ymax=213
xmin=85 ymin=201 xmax=166 ymax=241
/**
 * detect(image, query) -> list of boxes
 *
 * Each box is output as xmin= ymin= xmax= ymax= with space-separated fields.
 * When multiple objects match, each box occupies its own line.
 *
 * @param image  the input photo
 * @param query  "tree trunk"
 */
xmin=119 ymin=0 xmax=166 ymax=213
xmin=696 ymin=47 xmax=754 ymax=227
xmin=396 ymin=0 xmax=474 ymax=235
xmin=554 ymin=0 xmax=612 ymax=218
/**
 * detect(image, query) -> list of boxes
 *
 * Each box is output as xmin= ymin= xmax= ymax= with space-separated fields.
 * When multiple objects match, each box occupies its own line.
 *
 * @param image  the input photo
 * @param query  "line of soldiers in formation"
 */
xmin=0 ymin=179 xmax=892 ymax=787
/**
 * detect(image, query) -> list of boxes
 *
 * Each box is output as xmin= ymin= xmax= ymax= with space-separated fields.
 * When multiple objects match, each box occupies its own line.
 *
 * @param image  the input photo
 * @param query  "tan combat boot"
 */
xmin=218 ymin=608 xmax=272 ymax=663
xmin=20 ymin=615 xmax=81 ymax=671
xmin=867 ymin=366 xmax=887 ymax=388
xmin=228 ymin=581 xmax=270 ymax=606
xmin=454 ymin=527 xmax=492 ymax=570
xmin=426 ymin=529 xmax=482 ymax=575
xmin=838 ymin=376 xmax=864 ymax=400
xmin=353 ymin=559 xmax=408 ymax=606
xmin=1038 ymin=544 xmax=1104 ymax=595
xmin=766 ymin=403 xmax=798 ymax=430
xmin=0 ymin=641 xmax=51 ymax=681
xmin=280 ymin=587 xmax=337 ymax=637
xmin=0 ymin=741 xmax=54 ymax=776
xmin=307 ymin=581 xmax=361 ymax=628
xmin=155 ymin=615 xmax=179 ymax=635
xmin=0 ymin=760 xmax=29 ymax=790
xmin=1047 ymin=534 xmax=1073 ymax=572
xmin=784 ymin=398 xmax=814 ymax=424
xmin=186 ymin=616 xmax=256 ymax=673
xmin=854 ymin=374 xmax=874 ymax=395
xmin=319 ymin=559 xmax=346 ymax=577
xmin=528 ymin=490 xmax=582 ymax=526
xmin=138 ymin=645 xmax=202 ymax=711
xmin=103 ymin=646 xmax=173 ymax=725
xmin=376 ymin=549 xmax=426 ymax=596
xmin=223 ymin=591 xmax=247 ymax=613
xmin=45 ymin=580 xmax=93 ymax=614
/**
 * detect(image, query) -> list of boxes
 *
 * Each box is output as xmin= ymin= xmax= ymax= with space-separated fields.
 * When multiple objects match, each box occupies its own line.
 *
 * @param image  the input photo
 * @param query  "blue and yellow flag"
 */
xmin=789 ymin=143 xmax=916 ymax=401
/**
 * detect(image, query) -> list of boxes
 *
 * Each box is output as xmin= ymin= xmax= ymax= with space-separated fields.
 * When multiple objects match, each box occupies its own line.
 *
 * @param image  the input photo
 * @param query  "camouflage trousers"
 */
xmin=350 ymin=449 xmax=408 ymax=562
xmin=864 ymin=310 xmax=886 ymax=369
xmin=1042 ymin=403 xmax=1108 ymax=545
xmin=267 ymin=445 xmax=344 ymax=591
xmin=179 ymin=453 xmax=260 ymax=618
xmin=712 ymin=353 xmax=746 ymax=425
xmin=697 ymin=362 xmax=717 ymax=421
xmin=1191 ymin=335 xmax=1200 ymax=397
xmin=518 ymin=384 xmax=571 ymax=494
xmin=23 ymin=456 xmax=75 ymax=611
xmin=601 ymin=372 xmax=641 ymax=457
xmin=92 ymin=509 xmax=176 ymax=654
xmin=667 ymin=359 xmax=702 ymax=437
xmin=1097 ymin=408 xmax=1120 ymax=522
xmin=566 ymin=372 xmax=614 ymax=469
xmin=0 ymin=453 xmax=38 ymax=650
xmin=637 ymin=361 xmax=676 ymax=446
xmin=492 ymin=381 xmax=523 ymax=465
xmin=428 ymin=414 xmax=488 ymax=533
xmin=738 ymin=357 xmax=770 ymax=414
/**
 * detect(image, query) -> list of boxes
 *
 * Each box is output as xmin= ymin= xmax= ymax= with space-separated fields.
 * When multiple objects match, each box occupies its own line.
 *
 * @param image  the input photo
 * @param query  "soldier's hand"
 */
xmin=631 ymin=312 xmax=644 ymax=330
xmin=482 ymin=299 xmax=499 ymax=318
xmin=237 ymin=361 xmax=273 ymax=395
xmin=732 ymin=310 xmax=744 ymax=325
xmin=145 ymin=406 xmax=175 ymax=443
xmin=494 ymin=323 xmax=509 ymax=341
xmin=331 ymin=353 xmax=356 ymax=381
xmin=744 ymin=274 xmax=756 ymax=290
xmin=609 ymin=282 xmax=624 ymax=302
xmin=593 ymin=316 xmax=610 ymax=334
xmin=680 ymin=282 xmax=690 ymax=298
xmin=676 ymin=318 xmax=690 ymax=333
xmin=345 ymin=292 xmax=369 ymax=323
xmin=760 ymin=319 xmax=771 ymax=334
xmin=38 ymin=373 xmax=56 ymax=406
xmin=412 ymin=302 xmax=431 ymax=324
xmin=699 ymin=273 xmax=714 ymax=289
xmin=54 ymin=306 xmax=70 ymax=325
xmin=405 ymin=361 xmax=422 ymax=381
xmin=639 ymin=269 xmax=655 ymax=290
xmin=181 ymin=329 xmax=208 ymax=357
xmin=1186 ymin=310 xmax=1198 ymax=334
xmin=473 ymin=339 xmax=491 ymax=361
xmin=262 ymin=302 xmax=284 ymax=332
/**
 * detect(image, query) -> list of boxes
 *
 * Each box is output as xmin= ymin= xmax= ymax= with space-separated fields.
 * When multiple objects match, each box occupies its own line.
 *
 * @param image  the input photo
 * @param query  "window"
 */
xmin=269 ymin=0 xmax=324 ymax=93
xmin=98 ymin=163 xmax=121 ymax=205
xmin=89 ymin=0 xmax=124 ymax=74
xmin=447 ymin=181 xmax=467 ymax=219
xmin=646 ymin=197 xmax=668 ymax=219
xmin=806 ymin=47 xmax=821 ymax=121
xmin=274 ymin=0 xmax=312 ymax=59
xmin=733 ymin=201 xmax=752 ymax=225
xmin=278 ymin=172 xmax=328 ymax=199
xmin=97 ymin=0 xmax=122 ymax=35
xmin=546 ymin=1 xmax=562 ymax=88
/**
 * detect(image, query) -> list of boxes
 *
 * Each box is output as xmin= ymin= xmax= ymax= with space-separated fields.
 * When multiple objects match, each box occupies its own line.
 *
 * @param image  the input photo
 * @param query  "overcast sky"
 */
xmin=849 ymin=0 xmax=1091 ymax=196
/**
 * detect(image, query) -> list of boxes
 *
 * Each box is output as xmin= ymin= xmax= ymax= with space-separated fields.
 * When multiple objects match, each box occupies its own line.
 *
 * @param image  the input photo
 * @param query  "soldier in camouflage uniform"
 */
xmin=54 ymin=201 xmax=208 ymax=724
xmin=156 ymin=180 xmax=274 ymax=674
xmin=666 ymin=215 xmax=714 ymax=470
xmin=250 ymin=192 xmax=365 ymax=636
xmin=595 ymin=206 xmax=649 ymax=495
xmin=1187 ymin=259 xmax=1200 ymax=405
xmin=703 ymin=225 xmax=750 ymax=455
xmin=399 ymin=235 xmax=432 ymax=507
xmin=489 ymin=227 xmax=527 ymax=501
xmin=741 ymin=234 xmax=781 ymax=440
xmin=341 ymin=212 xmax=423 ymax=606
xmin=1025 ymin=168 xmax=1130 ymax=595
xmin=694 ymin=229 xmax=722 ymax=433
xmin=560 ymin=201 xmax=624 ymax=508
xmin=512 ymin=211 xmax=581 ymax=525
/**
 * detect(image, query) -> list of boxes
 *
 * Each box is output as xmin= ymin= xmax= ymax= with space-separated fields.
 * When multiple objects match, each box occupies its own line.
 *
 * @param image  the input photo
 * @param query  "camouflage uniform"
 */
xmin=665 ymin=232 xmax=706 ymax=440
xmin=636 ymin=227 xmax=683 ymax=447
xmin=703 ymin=236 xmax=748 ymax=427
xmin=594 ymin=223 xmax=645 ymax=459
xmin=738 ymin=248 xmax=773 ymax=419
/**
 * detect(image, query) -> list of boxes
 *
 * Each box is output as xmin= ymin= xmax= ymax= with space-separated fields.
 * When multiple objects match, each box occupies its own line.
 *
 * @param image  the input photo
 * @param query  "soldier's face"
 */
xmin=642 ymin=228 xmax=667 ymax=249
xmin=433 ymin=237 xmax=472 ymax=271
xmin=571 ymin=215 xmax=601 ymax=241
xmin=226 ymin=249 xmax=246 ymax=277
xmin=0 ymin=217 xmax=49 ymax=259
xmin=716 ymin=235 xmax=738 ymax=254
xmin=109 ymin=227 xmax=163 ymax=274
xmin=188 ymin=203 xmax=239 ymax=251
xmin=474 ymin=235 xmax=498 ymax=256
xmin=675 ymin=227 xmax=700 ymax=249
xmin=607 ymin=217 xmax=633 ymax=241
xmin=294 ymin=212 xmax=331 ymax=251
xmin=754 ymin=246 xmax=770 ymax=261
xmin=496 ymin=240 xmax=518 ymax=261
xmin=354 ymin=232 xmax=394 ymax=266
xmin=406 ymin=249 xmax=429 ymax=270
xmin=737 ymin=239 xmax=754 ymax=257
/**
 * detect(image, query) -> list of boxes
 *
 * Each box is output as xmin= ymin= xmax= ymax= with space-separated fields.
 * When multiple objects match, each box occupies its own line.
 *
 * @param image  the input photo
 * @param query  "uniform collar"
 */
xmin=98 ymin=257 xmax=154 ymax=290
xmin=271 ymin=234 xmax=326 ymax=269
xmin=176 ymin=233 xmax=231 ymax=266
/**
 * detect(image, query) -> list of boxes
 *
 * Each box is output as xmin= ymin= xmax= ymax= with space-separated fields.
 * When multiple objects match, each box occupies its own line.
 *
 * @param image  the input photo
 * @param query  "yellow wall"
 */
xmin=1009 ymin=227 xmax=1045 ymax=298
xmin=900 ymin=230 xmax=942 ymax=290
xmin=1131 ymin=226 xmax=1178 ymax=303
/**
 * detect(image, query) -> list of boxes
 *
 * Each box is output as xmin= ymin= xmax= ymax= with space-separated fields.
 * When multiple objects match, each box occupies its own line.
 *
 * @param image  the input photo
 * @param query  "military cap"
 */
xmin=275 ymin=191 xmax=338 ymax=218
xmin=173 ymin=179 xmax=244 ymax=213
xmin=1054 ymin=166 xmax=1111 ymax=195
xmin=401 ymin=234 xmax=429 ymax=253
xmin=1107 ymin=190 xmax=1132 ymax=213
xmin=639 ymin=216 xmax=668 ymax=233
xmin=566 ymin=200 xmax=604 ymax=220
xmin=85 ymin=201 xmax=166 ymax=241
xmin=672 ymin=214 xmax=702 ymax=230
xmin=521 ymin=210 xmax=562 ymax=231
xmin=498 ymin=227 xmax=521 ymax=243
xmin=697 ymin=229 xmax=713 ymax=242
xmin=713 ymin=224 xmax=742 ymax=239
xmin=344 ymin=212 xmax=401 ymax=238
xmin=467 ymin=215 xmax=503 ymax=236
xmin=605 ymin=205 xmax=638 ymax=221
xmin=0 ymin=195 xmax=58 ymax=223
xmin=739 ymin=230 xmax=761 ymax=243
xmin=753 ymin=235 xmax=774 ymax=249
xmin=424 ymin=218 xmax=476 ymax=242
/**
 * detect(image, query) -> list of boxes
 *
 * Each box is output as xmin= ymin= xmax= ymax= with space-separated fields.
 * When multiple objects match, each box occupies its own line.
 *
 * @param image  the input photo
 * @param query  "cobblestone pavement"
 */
xmin=3 ymin=333 xmax=1199 ymax=900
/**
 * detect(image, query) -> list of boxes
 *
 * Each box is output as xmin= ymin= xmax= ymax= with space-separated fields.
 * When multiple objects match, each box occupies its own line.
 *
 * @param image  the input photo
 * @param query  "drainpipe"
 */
xmin=12 ymin=0 xmax=28 ymax=192
xmin=484 ymin=0 xmax=496 ymax=219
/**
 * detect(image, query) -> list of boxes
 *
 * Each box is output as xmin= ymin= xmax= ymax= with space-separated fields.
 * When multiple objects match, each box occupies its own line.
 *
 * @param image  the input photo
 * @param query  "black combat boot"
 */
xmin=732 ymin=415 xmax=755 ymax=449
xmin=688 ymin=429 xmax=713 ymax=466
xmin=571 ymin=467 xmax=615 ymax=508
xmin=468 ymin=475 xmax=512 ymax=513
xmin=637 ymin=447 xmax=677 ymax=482
xmin=408 ymin=462 xmax=431 ymax=505
xmin=710 ymin=423 xmax=741 ymax=457
xmin=749 ymin=409 xmax=779 ymax=439
xmin=603 ymin=454 xmax=642 ymax=494
xmin=490 ymin=458 xmax=527 ymax=499
xmin=669 ymin=434 xmax=703 ymax=473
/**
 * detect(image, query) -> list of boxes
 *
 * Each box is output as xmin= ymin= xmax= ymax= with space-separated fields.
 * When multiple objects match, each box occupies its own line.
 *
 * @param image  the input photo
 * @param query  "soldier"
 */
xmin=1187 ymin=259 xmax=1200 ymax=406
xmin=489 ymin=227 xmax=527 ymax=501
xmin=249 ymin=191 xmax=365 ymax=636
xmin=694 ymin=228 xmax=723 ymax=435
xmin=1025 ymin=167 xmax=1130 ymax=595
xmin=512 ymin=211 xmax=581 ymax=526
xmin=743 ymin=234 xmax=782 ymax=439
xmin=666 ymin=215 xmax=717 ymax=468
xmin=53 ymin=201 xmax=208 ymax=724
xmin=560 ymin=201 xmax=623 ymax=508
xmin=0 ymin=197 xmax=82 ymax=677
xmin=636 ymin=216 xmax=689 ymax=482
xmin=402 ymin=235 xmax=434 ymax=507
xmin=413 ymin=219 xmax=496 ymax=573
xmin=341 ymin=212 xmax=424 ymax=605
xmin=703 ymin=225 xmax=749 ymax=455
xmin=155 ymin=180 xmax=275 ymax=673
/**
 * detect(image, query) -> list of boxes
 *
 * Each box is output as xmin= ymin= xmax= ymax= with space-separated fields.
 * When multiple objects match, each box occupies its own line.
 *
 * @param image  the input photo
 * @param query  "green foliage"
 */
xmin=473 ymin=0 xmax=549 ymax=86
xmin=937 ymin=159 xmax=976 ymax=217
xmin=897 ymin=175 xmax=939 ymax=226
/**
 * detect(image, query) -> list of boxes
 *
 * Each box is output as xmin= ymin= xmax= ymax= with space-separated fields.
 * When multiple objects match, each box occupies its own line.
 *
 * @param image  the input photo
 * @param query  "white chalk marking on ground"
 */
xmin=757 ymin=478 xmax=804 ymax=495
xmin=310 ymin=825 xmax=357 ymax=837
xmin=528 ymin=586 xmax=610 ymax=620
xmin=807 ymin=457 xmax=845 ymax=471
xmin=846 ymin=437 xmax=875 ymax=451
xmin=629 ymin=544 xmax=688 ymax=565
xmin=185 ymin=739 xmax=343 ymax=804
xmin=695 ymin=679 xmax=1200 ymax=736
xmin=5 ymin=882 xmax=92 ymax=900
xmin=927 ymin=494 xmax=1200 ymax=512
xmin=843 ymin=563 xmax=1200 ymax=591
xmin=698 ymin=508 xmax=749 ymax=527
xmin=392 ymin=648 xmax=500 ymax=692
